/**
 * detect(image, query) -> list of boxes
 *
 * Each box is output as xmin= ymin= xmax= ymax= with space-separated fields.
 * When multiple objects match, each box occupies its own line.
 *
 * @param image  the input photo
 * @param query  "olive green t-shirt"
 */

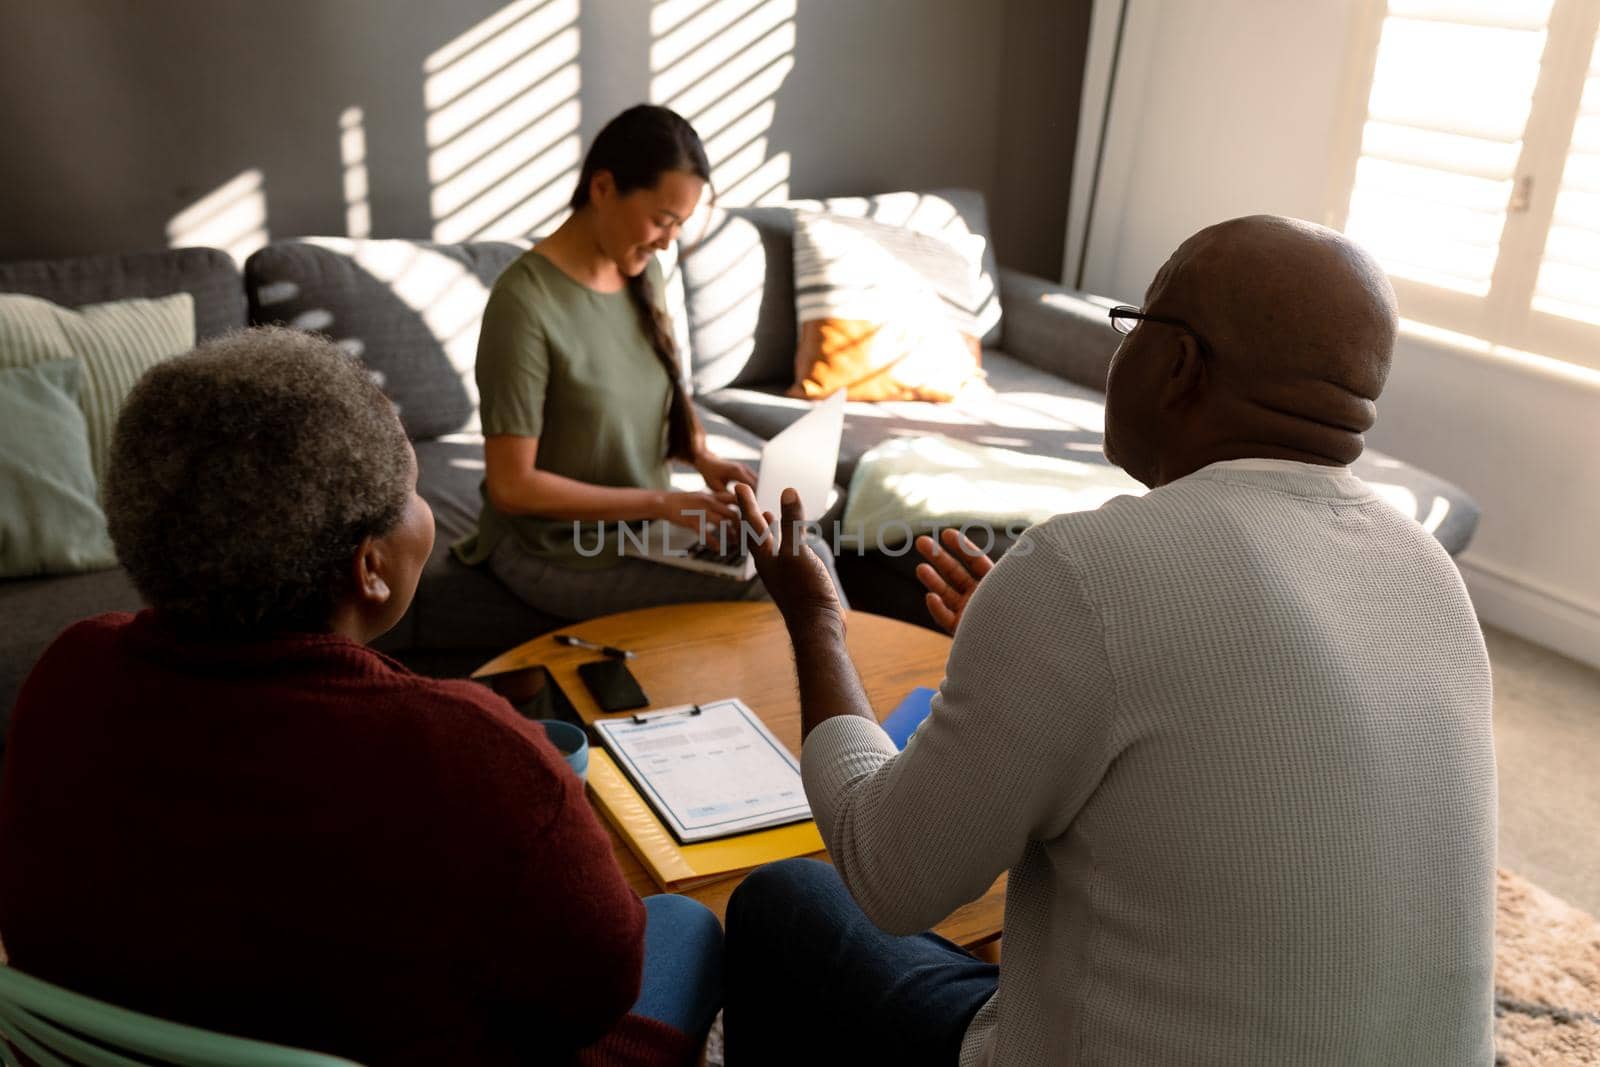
xmin=453 ymin=251 xmax=674 ymax=570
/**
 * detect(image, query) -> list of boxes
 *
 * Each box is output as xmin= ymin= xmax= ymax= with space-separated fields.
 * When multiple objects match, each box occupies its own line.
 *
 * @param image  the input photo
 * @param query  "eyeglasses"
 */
xmin=1107 ymin=305 xmax=1215 ymax=360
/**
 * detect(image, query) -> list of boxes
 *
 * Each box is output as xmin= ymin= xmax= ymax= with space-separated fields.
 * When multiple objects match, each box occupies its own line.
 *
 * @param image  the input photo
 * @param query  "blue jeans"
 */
xmin=723 ymin=858 xmax=1000 ymax=1065
xmin=632 ymin=894 xmax=724 ymax=1037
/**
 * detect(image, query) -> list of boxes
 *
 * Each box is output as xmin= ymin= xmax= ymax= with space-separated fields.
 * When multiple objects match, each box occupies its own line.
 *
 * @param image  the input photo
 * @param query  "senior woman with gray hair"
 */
xmin=0 ymin=327 xmax=721 ymax=1067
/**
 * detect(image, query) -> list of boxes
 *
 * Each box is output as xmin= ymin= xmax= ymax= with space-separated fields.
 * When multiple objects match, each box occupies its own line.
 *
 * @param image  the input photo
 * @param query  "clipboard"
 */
xmin=586 ymin=750 xmax=825 ymax=892
xmin=592 ymin=698 xmax=811 ymax=844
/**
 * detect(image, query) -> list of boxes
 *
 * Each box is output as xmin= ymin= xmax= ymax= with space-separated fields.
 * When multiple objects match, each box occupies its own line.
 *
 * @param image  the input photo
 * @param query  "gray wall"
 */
xmin=0 ymin=0 xmax=1085 ymax=277
xmin=996 ymin=0 xmax=1091 ymax=278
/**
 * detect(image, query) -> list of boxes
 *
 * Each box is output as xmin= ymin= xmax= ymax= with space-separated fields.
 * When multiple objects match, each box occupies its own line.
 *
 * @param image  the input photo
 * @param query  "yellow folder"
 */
xmin=587 ymin=749 xmax=825 ymax=892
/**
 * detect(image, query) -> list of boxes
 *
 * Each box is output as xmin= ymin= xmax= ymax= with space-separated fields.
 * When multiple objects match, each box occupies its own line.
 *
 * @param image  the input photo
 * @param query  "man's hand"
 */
xmin=734 ymin=482 xmax=844 ymax=640
xmin=737 ymin=482 xmax=868 ymax=742
xmin=914 ymin=529 xmax=994 ymax=635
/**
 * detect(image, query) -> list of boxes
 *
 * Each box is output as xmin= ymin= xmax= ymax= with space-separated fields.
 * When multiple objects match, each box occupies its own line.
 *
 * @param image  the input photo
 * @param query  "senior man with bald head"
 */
xmin=722 ymin=216 xmax=1496 ymax=1066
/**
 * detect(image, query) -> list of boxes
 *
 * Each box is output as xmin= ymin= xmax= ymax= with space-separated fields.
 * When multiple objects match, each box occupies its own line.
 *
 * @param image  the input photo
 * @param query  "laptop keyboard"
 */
xmin=689 ymin=541 xmax=749 ymax=566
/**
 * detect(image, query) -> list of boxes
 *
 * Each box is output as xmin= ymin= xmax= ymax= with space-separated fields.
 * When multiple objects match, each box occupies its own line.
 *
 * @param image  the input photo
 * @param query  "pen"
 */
xmin=631 ymin=704 xmax=702 ymax=724
xmin=555 ymin=634 xmax=635 ymax=659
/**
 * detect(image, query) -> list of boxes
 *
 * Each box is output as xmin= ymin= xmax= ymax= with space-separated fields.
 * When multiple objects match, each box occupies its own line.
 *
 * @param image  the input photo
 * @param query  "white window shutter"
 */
xmin=1343 ymin=1 xmax=1552 ymax=297
xmin=1532 ymin=33 xmax=1600 ymax=325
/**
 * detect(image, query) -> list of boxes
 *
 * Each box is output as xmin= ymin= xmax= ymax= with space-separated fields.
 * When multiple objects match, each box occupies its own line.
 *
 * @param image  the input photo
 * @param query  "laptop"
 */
xmin=623 ymin=390 xmax=847 ymax=580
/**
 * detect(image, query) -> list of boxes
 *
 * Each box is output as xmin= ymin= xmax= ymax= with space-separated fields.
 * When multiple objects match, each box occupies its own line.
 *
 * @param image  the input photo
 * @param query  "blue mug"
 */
xmin=538 ymin=719 xmax=589 ymax=781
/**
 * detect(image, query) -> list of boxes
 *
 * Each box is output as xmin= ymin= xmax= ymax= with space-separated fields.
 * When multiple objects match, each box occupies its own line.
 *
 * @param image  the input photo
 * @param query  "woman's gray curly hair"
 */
xmin=105 ymin=326 xmax=413 ymax=635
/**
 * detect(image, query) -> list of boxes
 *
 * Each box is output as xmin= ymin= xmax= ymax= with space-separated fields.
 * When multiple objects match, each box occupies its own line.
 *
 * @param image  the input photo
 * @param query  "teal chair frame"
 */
xmin=0 ymin=966 xmax=363 ymax=1067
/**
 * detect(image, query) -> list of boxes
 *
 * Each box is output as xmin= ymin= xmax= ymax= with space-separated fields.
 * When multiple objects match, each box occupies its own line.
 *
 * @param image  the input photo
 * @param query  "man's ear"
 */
xmin=1158 ymin=333 xmax=1207 ymax=410
xmin=350 ymin=535 xmax=392 ymax=607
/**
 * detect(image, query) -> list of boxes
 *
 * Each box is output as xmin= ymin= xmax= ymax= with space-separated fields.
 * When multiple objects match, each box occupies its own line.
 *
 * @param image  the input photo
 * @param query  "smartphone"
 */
xmin=577 ymin=658 xmax=649 ymax=712
xmin=472 ymin=663 xmax=577 ymax=722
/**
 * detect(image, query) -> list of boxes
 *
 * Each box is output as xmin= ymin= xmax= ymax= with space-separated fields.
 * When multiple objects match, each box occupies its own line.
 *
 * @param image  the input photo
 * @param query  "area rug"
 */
xmin=1494 ymin=868 xmax=1600 ymax=1064
xmin=703 ymin=868 xmax=1600 ymax=1066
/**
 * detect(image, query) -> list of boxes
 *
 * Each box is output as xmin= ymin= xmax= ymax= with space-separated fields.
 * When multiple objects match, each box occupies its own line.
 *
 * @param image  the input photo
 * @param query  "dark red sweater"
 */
xmin=0 ymin=612 xmax=693 ymax=1066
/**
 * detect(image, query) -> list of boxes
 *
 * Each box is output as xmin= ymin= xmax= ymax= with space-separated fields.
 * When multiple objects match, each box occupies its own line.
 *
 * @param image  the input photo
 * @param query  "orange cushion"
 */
xmin=791 ymin=210 xmax=987 ymax=403
xmin=791 ymin=319 xmax=981 ymax=402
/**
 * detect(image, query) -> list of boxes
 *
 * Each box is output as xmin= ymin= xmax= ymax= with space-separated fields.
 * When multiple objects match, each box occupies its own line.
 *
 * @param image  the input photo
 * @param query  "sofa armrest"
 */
xmin=997 ymin=267 xmax=1122 ymax=393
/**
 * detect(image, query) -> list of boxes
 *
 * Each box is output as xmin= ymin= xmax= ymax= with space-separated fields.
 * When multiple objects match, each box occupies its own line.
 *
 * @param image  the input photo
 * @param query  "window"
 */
xmin=1330 ymin=0 xmax=1600 ymax=370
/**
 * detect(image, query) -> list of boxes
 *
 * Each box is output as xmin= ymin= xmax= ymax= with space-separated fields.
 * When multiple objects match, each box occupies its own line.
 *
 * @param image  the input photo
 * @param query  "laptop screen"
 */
xmin=755 ymin=389 xmax=846 ymax=520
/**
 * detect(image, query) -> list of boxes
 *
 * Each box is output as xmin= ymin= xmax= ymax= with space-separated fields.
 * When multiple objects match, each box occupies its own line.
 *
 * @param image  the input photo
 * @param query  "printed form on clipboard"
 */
xmin=592 ymin=698 xmax=811 ymax=844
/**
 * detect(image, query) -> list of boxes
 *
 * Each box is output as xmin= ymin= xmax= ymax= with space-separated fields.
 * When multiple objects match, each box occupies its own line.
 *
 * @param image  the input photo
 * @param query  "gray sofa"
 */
xmin=671 ymin=190 xmax=1480 ymax=621
xmin=0 ymin=239 xmax=777 ymax=721
xmin=0 ymin=189 xmax=1481 ymax=739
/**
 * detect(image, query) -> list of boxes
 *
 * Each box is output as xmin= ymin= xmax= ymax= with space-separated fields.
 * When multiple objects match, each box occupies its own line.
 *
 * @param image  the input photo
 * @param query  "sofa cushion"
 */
xmin=244 ymin=238 xmax=528 ymax=441
xmin=0 ymin=360 xmax=117 ymax=578
xmin=805 ymin=189 xmax=1002 ymax=345
xmin=997 ymin=267 xmax=1123 ymax=393
xmin=0 ymin=247 xmax=245 ymax=342
xmin=840 ymin=434 xmax=1144 ymax=551
xmin=700 ymin=350 xmax=1481 ymax=555
xmin=791 ymin=211 xmax=986 ymax=402
xmin=679 ymin=188 xmax=1002 ymax=394
xmin=0 ymin=291 xmax=196 ymax=481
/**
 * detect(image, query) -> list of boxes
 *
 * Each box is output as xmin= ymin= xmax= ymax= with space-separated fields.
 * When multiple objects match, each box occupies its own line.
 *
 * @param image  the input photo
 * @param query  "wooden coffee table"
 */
xmin=474 ymin=601 xmax=1005 ymax=949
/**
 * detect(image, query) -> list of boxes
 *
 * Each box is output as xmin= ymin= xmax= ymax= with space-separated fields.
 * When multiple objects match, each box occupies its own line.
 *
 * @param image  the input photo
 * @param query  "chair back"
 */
xmin=0 ymin=966 xmax=363 ymax=1067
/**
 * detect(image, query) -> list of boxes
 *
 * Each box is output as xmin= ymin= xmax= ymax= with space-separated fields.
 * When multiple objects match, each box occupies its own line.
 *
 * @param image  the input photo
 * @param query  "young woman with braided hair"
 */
xmin=456 ymin=103 xmax=771 ymax=619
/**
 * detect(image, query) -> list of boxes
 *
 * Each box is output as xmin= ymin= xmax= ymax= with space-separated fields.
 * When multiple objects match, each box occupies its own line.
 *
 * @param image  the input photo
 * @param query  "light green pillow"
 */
xmin=0 ymin=291 xmax=195 ymax=484
xmin=839 ymin=434 xmax=1146 ymax=549
xmin=0 ymin=359 xmax=117 ymax=577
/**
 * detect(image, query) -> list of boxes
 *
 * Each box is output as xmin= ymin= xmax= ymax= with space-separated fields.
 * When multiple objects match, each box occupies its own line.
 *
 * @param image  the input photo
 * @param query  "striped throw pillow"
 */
xmin=0 ymin=360 xmax=117 ymax=577
xmin=0 ymin=292 xmax=195 ymax=484
xmin=791 ymin=211 xmax=986 ymax=402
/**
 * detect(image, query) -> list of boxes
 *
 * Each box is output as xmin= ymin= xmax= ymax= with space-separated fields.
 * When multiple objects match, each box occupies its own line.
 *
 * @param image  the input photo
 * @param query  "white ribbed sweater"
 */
xmin=803 ymin=460 xmax=1497 ymax=1065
